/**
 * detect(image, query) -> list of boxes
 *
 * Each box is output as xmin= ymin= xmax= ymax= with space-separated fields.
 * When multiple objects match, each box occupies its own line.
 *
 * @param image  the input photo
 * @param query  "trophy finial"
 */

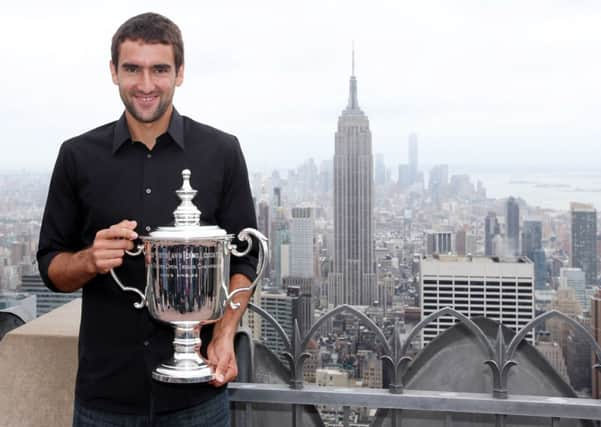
xmin=174 ymin=169 xmax=201 ymax=227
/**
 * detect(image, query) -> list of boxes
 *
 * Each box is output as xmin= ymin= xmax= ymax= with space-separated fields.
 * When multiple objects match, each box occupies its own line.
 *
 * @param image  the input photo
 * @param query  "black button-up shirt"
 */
xmin=37 ymin=109 xmax=257 ymax=415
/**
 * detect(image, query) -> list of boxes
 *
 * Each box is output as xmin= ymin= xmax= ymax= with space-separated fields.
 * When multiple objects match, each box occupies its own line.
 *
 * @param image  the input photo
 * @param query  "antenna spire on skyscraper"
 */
xmin=352 ymin=41 xmax=355 ymax=76
xmin=346 ymin=41 xmax=361 ymax=112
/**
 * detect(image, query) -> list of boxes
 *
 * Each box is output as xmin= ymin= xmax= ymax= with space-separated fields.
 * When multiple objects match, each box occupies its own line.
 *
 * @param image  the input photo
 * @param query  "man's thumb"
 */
xmin=214 ymin=360 xmax=226 ymax=383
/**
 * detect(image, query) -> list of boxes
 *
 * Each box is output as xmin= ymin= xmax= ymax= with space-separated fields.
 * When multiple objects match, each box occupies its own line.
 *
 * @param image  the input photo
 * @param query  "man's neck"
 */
xmin=125 ymin=105 xmax=173 ymax=151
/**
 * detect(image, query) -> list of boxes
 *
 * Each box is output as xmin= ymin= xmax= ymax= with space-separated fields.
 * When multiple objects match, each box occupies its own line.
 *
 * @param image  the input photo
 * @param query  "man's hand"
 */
xmin=203 ymin=273 xmax=251 ymax=387
xmin=206 ymin=330 xmax=238 ymax=387
xmin=86 ymin=220 xmax=138 ymax=274
xmin=48 ymin=219 xmax=138 ymax=292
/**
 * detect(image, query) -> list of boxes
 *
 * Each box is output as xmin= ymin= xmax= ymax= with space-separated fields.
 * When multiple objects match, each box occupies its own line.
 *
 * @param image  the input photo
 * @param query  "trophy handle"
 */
xmin=226 ymin=228 xmax=269 ymax=310
xmin=109 ymin=244 xmax=147 ymax=309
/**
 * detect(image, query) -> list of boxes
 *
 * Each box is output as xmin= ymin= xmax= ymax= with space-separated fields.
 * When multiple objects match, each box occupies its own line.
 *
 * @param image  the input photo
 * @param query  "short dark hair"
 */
xmin=111 ymin=12 xmax=184 ymax=72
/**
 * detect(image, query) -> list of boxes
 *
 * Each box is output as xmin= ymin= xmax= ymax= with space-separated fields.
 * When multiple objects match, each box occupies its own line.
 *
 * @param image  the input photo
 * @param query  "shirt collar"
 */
xmin=112 ymin=108 xmax=185 ymax=154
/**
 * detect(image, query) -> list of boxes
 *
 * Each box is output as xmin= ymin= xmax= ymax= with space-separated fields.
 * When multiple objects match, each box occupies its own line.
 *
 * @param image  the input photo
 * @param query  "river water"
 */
xmin=472 ymin=171 xmax=601 ymax=212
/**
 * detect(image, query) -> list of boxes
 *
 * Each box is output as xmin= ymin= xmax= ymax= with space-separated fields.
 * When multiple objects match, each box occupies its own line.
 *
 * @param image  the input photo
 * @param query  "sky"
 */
xmin=1 ymin=0 xmax=600 ymax=175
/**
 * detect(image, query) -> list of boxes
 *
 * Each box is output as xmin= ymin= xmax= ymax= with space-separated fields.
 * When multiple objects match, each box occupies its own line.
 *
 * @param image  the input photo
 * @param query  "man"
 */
xmin=37 ymin=12 xmax=257 ymax=426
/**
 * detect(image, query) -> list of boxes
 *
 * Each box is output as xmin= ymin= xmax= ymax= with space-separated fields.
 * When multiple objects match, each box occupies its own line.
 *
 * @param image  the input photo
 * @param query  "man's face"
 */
xmin=110 ymin=40 xmax=184 ymax=124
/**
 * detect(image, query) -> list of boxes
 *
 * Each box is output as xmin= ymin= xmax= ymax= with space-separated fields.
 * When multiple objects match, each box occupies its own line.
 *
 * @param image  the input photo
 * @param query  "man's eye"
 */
xmin=154 ymin=67 xmax=169 ymax=74
xmin=124 ymin=66 xmax=138 ymax=73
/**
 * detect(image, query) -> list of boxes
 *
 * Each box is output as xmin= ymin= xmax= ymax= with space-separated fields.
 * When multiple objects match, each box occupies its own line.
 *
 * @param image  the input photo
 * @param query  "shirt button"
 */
xmin=145 ymin=226 xmax=151 ymax=232
xmin=143 ymin=340 xmax=149 ymax=347
xmin=147 ymin=153 xmax=152 ymax=159
xmin=145 ymin=188 xmax=152 ymax=195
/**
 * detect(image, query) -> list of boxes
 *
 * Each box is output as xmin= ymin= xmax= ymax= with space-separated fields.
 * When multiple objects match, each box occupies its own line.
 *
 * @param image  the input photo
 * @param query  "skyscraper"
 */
xmin=283 ymin=276 xmax=313 ymax=336
xmin=290 ymin=207 xmax=315 ymax=278
xmin=506 ymin=197 xmax=520 ymax=256
xmin=375 ymin=153 xmax=386 ymax=187
xmin=287 ymin=206 xmax=316 ymax=334
xmin=331 ymin=51 xmax=376 ymax=306
xmin=257 ymin=199 xmax=270 ymax=279
xmin=455 ymin=229 xmax=468 ymax=256
xmin=257 ymin=200 xmax=270 ymax=241
xmin=318 ymin=160 xmax=332 ymax=194
xmin=397 ymin=164 xmax=410 ymax=190
xmin=428 ymin=164 xmax=448 ymax=206
xmin=522 ymin=220 xmax=546 ymax=289
xmin=260 ymin=290 xmax=297 ymax=358
xmin=273 ymin=186 xmax=282 ymax=207
xmin=535 ymin=339 xmax=569 ymax=384
xmin=424 ymin=230 xmax=453 ymax=255
xmin=547 ymin=287 xmax=582 ymax=352
xmin=484 ymin=212 xmax=500 ymax=257
xmin=565 ymin=317 xmax=592 ymax=391
xmin=270 ymin=188 xmax=289 ymax=289
xmin=571 ymin=203 xmax=598 ymax=286
xmin=521 ymin=220 xmax=542 ymax=257
xmin=491 ymin=234 xmax=505 ymax=257
xmin=592 ymin=288 xmax=601 ymax=398
xmin=408 ymin=133 xmax=418 ymax=183
xmin=559 ymin=268 xmax=587 ymax=312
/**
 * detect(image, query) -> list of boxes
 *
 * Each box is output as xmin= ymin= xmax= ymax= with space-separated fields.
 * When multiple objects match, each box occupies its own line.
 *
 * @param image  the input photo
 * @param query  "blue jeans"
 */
xmin=73 ymin=392 xmax=230 ymax=427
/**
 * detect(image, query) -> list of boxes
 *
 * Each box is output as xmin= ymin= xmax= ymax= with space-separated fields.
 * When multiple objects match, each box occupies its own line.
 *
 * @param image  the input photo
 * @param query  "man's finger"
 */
xmin=94 ymin=239 xmax=135 ymax=250
xmin=108 ymin=224 xmax=138 ymax=239
xmin=95 ymin=220 xmax=138 ymax=240
xmin=221 ymin=363 xmax=237 ymax=383
xmin=96 ymin=227 xmax=138 ymax=241
xmin=94 ymin=249 xmax=126 ymax=260
xmin=213 ymin=357 xmax=229 ymax=384
xmin=115 ymin=219 xmax=137 ymax=229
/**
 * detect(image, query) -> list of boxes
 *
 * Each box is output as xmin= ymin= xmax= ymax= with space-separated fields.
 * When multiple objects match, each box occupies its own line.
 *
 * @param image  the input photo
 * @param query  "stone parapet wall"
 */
xmin=0 ymin=299 xmax=80 ymax=427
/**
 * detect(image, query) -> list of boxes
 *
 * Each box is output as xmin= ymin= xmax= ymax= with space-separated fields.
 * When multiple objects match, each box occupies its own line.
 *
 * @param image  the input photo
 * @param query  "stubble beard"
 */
xmin=120 ymin=90 xmax=173 ymax=124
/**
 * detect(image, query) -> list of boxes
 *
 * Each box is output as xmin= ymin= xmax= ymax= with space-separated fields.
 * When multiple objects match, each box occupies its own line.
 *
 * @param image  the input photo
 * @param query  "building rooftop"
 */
xmin=426 ymin=254 xmax=532 ymax=264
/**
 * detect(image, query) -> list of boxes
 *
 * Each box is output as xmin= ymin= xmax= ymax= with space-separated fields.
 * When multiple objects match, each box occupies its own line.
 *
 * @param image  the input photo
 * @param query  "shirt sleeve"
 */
xmin=36 ymin=142 xmax=84 ymax=292
xmin=216 ymin=137 xmax=259 ymax=282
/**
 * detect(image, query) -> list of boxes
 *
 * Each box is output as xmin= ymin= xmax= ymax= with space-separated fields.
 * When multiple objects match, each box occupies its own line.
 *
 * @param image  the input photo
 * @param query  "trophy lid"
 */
xmin=146 ymin=169 xmax=228 ymax=240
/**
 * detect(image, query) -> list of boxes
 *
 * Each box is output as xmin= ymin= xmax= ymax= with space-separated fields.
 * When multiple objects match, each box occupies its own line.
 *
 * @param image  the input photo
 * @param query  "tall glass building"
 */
xmin=570 ymin=203 xmax=598 ymax=286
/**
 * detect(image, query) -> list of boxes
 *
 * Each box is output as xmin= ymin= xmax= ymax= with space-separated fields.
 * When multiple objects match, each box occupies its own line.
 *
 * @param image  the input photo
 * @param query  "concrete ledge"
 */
xmin=0 ymin=299 xmax=80 ymax=427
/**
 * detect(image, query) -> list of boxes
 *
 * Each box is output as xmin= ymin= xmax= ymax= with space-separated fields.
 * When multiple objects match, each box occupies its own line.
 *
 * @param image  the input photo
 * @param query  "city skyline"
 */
xmin=1 ymin=1 xmax=601 ymax=175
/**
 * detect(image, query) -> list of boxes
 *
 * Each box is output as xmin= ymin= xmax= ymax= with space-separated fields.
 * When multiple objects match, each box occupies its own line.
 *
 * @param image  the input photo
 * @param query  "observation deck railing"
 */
xmin=0 ymin=299 xmax=599 ymax=426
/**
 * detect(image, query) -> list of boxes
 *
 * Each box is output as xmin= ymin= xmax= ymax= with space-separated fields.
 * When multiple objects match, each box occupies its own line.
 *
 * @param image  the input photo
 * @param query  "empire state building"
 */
xmin=329 ymin=53 xmax=376 ymax=306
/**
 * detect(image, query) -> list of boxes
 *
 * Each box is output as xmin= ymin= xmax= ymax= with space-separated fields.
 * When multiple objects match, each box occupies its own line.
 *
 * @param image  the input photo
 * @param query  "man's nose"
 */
xmin=138 ymin=70 xmax=154 ymax=92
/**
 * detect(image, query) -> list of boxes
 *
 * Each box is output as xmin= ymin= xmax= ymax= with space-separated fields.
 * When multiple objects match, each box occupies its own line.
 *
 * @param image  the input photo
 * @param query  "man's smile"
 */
xmin=133 ymin=94 xmax=159 ymax=106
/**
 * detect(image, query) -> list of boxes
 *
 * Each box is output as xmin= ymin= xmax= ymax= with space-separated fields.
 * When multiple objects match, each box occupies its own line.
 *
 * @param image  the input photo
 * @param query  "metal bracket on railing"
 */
xmin=484 ymin=309 xmax=601 ymax=399
xmin=381 ymin=321 xmax=413 ymax=394
xmin=484 ymin=325 xmax=516 ymax=399
xmin=281 ymin=320 xmax=310 ymax=390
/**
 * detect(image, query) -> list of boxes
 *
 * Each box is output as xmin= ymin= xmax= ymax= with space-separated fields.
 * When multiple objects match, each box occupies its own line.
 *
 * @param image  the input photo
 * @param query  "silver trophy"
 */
xmin=110 ymin=169 xmax=268 ymax=383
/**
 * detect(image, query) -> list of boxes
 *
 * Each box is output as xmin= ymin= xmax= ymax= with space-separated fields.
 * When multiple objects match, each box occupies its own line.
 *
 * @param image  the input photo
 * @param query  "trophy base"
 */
xmin=152 ymin=358 xmax=215 ymax=384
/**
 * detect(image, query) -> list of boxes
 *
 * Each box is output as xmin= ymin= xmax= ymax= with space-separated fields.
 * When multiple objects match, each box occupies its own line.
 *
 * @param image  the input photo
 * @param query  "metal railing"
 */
xmin=227 ymin=303 xmax=601 ymax=426
xmin=229 ymin=383 xmax=601 ymax=426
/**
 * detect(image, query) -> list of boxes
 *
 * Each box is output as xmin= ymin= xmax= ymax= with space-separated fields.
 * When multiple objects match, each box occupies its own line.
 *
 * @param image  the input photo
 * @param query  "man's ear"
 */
xmin=110 ymin=60 xmax=119 ymax=85
xmin=176 ymin=64 xmax=185 ymax=87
